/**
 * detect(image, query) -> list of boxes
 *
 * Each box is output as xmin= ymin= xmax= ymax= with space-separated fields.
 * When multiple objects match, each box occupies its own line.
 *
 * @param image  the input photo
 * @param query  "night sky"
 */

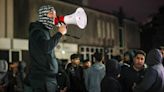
xmin=89 ymin=0 xmax=164 ymax=23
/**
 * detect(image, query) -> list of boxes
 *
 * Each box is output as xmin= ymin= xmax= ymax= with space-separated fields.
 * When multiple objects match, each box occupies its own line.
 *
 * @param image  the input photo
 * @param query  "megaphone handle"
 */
xmin=65 ymin=34 xmax=80 ymax=39
xmin=56 ymin=22 xmax=66 ymax=28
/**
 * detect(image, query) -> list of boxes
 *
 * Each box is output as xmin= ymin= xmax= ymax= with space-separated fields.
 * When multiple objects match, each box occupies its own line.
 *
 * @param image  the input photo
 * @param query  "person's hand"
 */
xmin=60 ymin=87 xmax=67 ymax=92
xmin=132 ymin=82 xmax=136 ymax=90
xmin=58 ymin=25 xmax=67 ymax=35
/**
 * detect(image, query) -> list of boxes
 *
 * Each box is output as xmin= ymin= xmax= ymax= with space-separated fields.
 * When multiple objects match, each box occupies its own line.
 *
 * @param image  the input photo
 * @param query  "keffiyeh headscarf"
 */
xmin=38 ymin=5 xmax=55 ymax=29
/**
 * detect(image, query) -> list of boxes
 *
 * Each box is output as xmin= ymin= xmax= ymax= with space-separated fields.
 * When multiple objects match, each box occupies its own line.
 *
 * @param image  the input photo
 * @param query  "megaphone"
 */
xmin=54 ymin=7 xmax=87 ymax=29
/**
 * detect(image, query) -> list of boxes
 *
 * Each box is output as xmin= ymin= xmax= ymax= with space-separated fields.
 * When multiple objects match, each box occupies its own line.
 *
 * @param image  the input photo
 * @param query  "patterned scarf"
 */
xmin=38 ymin=5 xmax=55 ymax=29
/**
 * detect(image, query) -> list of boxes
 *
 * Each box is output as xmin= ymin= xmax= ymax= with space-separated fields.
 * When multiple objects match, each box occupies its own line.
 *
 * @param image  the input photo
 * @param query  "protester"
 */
xmin=24 ymin=4 xmax=67 ymax=92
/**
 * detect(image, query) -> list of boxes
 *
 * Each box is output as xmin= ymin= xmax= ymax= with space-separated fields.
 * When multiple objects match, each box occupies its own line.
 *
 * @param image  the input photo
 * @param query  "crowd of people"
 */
xmin=0 ymin=60 xmax=26 ymax=92
xmin=1 ymin=48 xmax=164 ymax=92
xmin=1 ymin=4 xmax=164 ymax=92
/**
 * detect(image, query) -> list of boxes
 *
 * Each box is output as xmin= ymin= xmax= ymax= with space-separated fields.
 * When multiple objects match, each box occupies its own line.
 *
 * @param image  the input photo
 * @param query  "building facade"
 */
xmin=0 ymin=0 xmax=141 ymax=62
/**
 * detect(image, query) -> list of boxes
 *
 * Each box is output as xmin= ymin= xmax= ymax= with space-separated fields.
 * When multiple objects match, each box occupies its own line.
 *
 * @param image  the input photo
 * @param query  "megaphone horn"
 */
xmin=54 ymin=7 xmax=87 ymax=29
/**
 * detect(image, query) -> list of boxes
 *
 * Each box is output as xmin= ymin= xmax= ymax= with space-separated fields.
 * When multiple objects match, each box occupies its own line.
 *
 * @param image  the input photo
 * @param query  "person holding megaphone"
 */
xmin=24 ymin=5 xmax=67 ymax=92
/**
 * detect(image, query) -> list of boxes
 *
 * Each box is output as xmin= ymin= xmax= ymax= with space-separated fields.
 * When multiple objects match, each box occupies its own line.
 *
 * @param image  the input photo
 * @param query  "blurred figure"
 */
xmin=66 ymin=54 xmax=86 ymax=92
xmin=18 ymin=61 xmax=26 ymax=82
xmin=7 ymin=61 xmax=23 ymax=92
xmin=133 ymin=49 xmax=164 ymax=92
xmin=159 ymin=46 xmax=164 ymax=66
xmin=101 ymin=59 xmax=122 ymax=92
xmin=119 ymin=50 xmax=147 ymax=92
xmin=83 ymin=59 xmax=92 ymax=92
xmin=159 ymin=46 xmax=164 ymax=57
xmin=56 ymin=59 xmax=70 ymax=92
xmin=0 ymin=60 xmax=8 ymax=92
xmin=84 ymin=52 xmax=105 ymax=92
xmin=82 ymin=59 xmax=92 ymax=69
xmin=120 ymin=50 xmax=134 ymax=67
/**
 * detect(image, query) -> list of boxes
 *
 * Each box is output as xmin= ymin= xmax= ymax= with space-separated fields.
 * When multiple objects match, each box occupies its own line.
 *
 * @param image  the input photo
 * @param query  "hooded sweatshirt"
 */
xmin=84 ymin=62 xmax=105 ymax=92
xmin=101 ymin=59 xmax=122 ymax=92
xmin=133 ymin=49 xmax=164 ymax=92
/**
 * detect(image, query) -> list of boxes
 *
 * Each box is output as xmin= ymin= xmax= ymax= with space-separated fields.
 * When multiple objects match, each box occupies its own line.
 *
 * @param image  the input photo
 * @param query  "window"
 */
xmin=0 ymin=50 xmax=9 ymax=62
xmin=12 ymin=51 xmax=19 ymax=62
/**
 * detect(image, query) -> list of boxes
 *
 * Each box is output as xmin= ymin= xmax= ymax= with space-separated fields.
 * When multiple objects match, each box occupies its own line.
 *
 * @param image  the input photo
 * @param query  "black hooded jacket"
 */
xmin=28 ymin=21 xmax=62 ymax=80
xmin=133 ymin=49 xmax=164 ymax=92
xmin=101 ymin=59 xmax=122 ymax=92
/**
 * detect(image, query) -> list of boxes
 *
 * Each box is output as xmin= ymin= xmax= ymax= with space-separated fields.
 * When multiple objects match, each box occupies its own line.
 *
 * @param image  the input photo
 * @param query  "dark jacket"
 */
xmin=66 ymin=63 xmax=86 ymax=92
xmin=56 ymin=60 xmax=70 ymax=92
xmin=28 ymin=21 xmax=62 ymax=80
xmin=133 ymin=49 xmax=164 ymax=92
xmin=101 ymin=59 xmax=122 ymax=92
xmin=119 ymin=64 xmax=146 ymax=92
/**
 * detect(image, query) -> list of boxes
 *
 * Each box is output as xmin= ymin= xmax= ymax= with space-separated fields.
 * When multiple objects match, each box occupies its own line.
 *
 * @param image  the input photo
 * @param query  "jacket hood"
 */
xmin=92 ymin=62 xmax=105 ymax=71
xmin=105 ymin=59 xmax=121 ymax=77
xmin=29 ymin=21 xmax=46 ymax=32
xmin=146 ymin=49 xmax=162 ymax=66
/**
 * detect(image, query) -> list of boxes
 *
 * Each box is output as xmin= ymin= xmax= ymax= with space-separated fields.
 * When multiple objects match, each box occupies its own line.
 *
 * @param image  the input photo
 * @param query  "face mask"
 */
xmin=38 ymin=5 xmax=55 ymax=29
